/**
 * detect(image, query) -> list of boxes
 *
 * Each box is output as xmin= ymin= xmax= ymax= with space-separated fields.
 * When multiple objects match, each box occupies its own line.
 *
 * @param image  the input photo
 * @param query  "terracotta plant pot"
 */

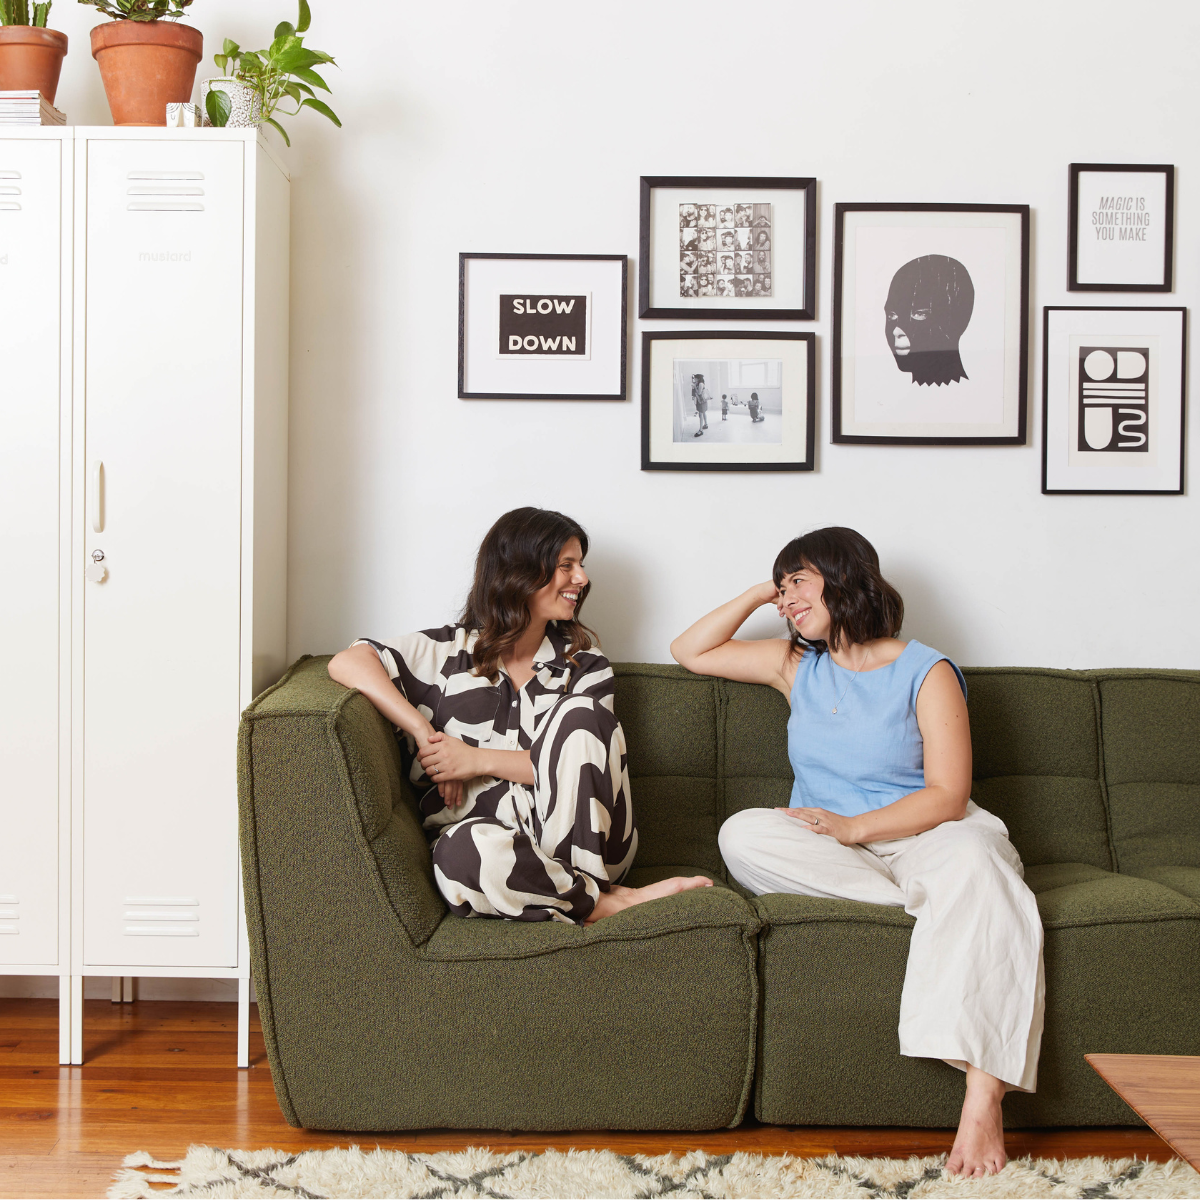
xmin=90 ymin=20 xmax=203 ymax=127
xmin=0 ymin=26 xmax=69 ymax=105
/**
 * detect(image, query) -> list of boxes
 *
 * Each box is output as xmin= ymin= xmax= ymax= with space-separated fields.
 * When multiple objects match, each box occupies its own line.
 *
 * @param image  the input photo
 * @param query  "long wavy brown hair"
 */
xmin=773 ymin=526 xmax=903 ymax=657
xmin=460 ymin=507 xmax=597 ymax=680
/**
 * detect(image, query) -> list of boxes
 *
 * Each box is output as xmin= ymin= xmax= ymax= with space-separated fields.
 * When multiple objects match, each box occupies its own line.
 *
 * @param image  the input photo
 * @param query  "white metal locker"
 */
xmin=0 ymin=136 xmax=66 ymax=968
xmin=81 ymin=139 xmax=246 ymax=969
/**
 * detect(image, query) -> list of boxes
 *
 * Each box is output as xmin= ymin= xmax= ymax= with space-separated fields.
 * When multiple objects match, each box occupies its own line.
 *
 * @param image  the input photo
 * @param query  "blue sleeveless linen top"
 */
xmin=787 ymin=641 xmax=967 ymax=818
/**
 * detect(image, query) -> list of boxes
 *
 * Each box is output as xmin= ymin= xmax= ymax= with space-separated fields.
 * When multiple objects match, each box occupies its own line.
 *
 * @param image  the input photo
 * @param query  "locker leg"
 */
xmin=237 ymin=976 xmax=249 ymax=1069
xmin=122 ymin=976 xmax=135 ymax=1003
xmin=58 ymin=975 xmax=72 ymax=1065
xmin=70 ymin=975 xmax=83 ymax=1065
xmin=111 ymin=977 xmax=121 ymax=1003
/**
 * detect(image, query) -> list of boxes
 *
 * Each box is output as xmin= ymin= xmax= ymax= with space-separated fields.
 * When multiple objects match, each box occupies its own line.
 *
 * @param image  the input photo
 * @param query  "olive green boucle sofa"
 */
xmin=238 ymin=656 xmax=1200 ymax=1131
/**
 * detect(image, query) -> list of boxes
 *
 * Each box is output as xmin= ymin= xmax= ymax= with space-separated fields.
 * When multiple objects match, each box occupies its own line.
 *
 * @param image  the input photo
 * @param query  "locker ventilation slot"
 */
xmin=0 ymin=897 xmax=17 ymax=934
xmin=128 ymin=201 xmax=205 ymax=212
xmin=0 ymin=186 xmax=20 ymax=195
xmin=0 ymin=171 xmax=19 ymax=179
xmin=123 ymin=896 xmax=199 ymax=937
xmin=127 ymin=186 xmax=204 ymax=196
xmin=0 ymin=202 xmax=20 ymax=211
xmin=127 ymin=171 xmax=204 ymax=180
xmin=126 ymin=172 xmax=205 ymax=211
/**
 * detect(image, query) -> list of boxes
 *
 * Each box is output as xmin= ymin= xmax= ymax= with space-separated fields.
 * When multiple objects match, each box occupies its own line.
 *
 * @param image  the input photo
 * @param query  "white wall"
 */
xmin=50 ymin=0 xmax=1200 ymax=669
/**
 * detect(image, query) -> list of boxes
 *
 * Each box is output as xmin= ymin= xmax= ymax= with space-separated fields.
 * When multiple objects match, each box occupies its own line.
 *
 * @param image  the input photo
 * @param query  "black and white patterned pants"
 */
xmin=429 ymin=695 xmax=638 ymax=923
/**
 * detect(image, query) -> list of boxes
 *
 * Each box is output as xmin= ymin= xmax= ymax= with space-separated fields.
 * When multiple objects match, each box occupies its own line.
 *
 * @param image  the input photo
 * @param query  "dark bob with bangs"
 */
xmin=773 ymin=526 xmax=903 ymax=656
xmin=460 ymin=507 xmax=596 ymax=680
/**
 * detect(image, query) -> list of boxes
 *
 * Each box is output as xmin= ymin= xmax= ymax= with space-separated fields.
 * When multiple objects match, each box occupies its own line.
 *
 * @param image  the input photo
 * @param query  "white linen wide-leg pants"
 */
xmin=719 ymin=801 xmax=1045 ymax=1091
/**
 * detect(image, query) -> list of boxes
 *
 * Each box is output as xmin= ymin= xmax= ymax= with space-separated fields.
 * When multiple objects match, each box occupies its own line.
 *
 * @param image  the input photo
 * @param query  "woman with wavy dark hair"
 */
xmin=328 ymin=507 xmax=710 ymax=925
xmin=670 ymin=527 xmax=1043 ymax=1180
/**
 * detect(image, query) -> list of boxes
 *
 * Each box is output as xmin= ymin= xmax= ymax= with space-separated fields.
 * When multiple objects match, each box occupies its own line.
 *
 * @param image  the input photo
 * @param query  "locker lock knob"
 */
xmin=91 ymin=549 xmax=105 ymax=563
xmin=86 ymin=550 xmax=108 ymax=583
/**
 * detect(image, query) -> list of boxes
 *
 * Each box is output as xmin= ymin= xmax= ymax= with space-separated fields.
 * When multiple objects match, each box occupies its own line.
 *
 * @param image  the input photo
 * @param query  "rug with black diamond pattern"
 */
xmin=107 ymin=1144 xmax=1200 ymax=1199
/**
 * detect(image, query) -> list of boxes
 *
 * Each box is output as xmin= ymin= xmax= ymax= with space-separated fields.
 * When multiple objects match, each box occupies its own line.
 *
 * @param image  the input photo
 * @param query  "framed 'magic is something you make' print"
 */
xmin=1069 ymin=164 xmax=1174 ymax=292
xmin=1042 ymin=306 xmax=1186 ymax=495
xmin=641 ymin=330 xmax=815 ymax=472
xmin=832 ymin=203 xmax=1030 ymax=446
xmin=639 ymin=176 xmax=816 ymax=320
xmin=458 ymin=253 xmax=628 ymax=400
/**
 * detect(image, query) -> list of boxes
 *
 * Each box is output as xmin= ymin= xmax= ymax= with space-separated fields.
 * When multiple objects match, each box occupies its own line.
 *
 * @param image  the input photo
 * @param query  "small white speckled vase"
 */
xmin=200 ymin=77 xmax=263 ymax=128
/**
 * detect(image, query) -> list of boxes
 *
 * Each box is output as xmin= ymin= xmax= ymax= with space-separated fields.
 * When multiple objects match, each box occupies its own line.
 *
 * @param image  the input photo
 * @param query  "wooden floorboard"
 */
xmin=0 ymin=997 xmax=1177 ymax=1199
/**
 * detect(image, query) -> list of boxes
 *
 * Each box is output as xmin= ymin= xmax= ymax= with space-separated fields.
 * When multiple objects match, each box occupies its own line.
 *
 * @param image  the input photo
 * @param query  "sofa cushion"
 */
xmin=612 ymin=665 xmax=723 ymax=872
xmin=963 ymin=670 xmax=1111 ymax=870
xmin=751 ymin=872 xmax=1200 ymax=1127
xmin=1130 ymin=864 xmax=1200 ymax=904
xmin=1097 ymin=673 xmax=1200 ymax=871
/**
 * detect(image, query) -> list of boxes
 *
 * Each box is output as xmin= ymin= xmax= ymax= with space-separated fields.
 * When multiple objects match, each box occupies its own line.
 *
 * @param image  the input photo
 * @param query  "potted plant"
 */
xmin=203 ymin=0 xmax=339 ymax=146
xmin=0 ymin=1 xmax=68 ymax=104
xmin=80 ymin=0 xmax=202 ymax=127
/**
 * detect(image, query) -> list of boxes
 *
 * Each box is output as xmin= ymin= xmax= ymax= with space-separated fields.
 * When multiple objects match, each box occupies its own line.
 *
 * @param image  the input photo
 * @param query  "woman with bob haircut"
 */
xmin=670 ymin=527 xmax=1043 ymax=1179
xmin=329 ymin=507 xmax=710 ymax=925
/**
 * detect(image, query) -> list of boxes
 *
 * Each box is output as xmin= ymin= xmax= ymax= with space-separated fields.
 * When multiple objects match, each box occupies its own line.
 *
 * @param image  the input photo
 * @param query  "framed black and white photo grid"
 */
xmin=639 ymin=177 xmax=816 ymax=320
xmin=832 ymin=203 xmax=1030 ymax=445
xmin=1069 ymin=164 xmax=1174 ymax=292
xmin=1042 ymin=307 xmax=1186 ymax=495
xmin=641 ymin=330 xmax=815 ymax=472
xmin=458 ymin=253 xmax=628 ymax=400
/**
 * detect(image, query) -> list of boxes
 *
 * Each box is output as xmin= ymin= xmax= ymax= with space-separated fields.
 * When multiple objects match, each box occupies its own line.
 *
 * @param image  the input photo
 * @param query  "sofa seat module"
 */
xmin=238 ymin=656 xmax=762 ymax=1133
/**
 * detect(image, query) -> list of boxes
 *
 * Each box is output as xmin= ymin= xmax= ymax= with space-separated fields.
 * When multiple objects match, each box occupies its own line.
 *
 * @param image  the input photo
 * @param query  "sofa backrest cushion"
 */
xmin=1096 ymin=673 xmax=1200 ymax=871
xmin=611 ymin=665 xmax=723 ymax=873
xmin=964 ymin=669 xmax=1112 ymax=870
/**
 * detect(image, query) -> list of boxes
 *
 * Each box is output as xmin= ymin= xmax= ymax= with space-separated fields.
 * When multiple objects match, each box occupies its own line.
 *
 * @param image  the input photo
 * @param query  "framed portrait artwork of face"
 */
xmin=639 ymin=176 xmax=816 ymax=320
xmin=832 ymin=203 xmax=1030 ymax=446
xmin=1042 ymin=306 xmax=1186 ymax=495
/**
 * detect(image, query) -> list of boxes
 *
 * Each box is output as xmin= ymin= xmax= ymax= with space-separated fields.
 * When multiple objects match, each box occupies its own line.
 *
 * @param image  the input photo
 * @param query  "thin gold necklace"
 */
xmin=831 ymin=645 xmax=870 ymax=715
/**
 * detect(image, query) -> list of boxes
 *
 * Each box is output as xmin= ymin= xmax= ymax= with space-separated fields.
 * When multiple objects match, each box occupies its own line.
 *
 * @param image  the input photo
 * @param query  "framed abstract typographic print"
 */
xmin=832 ymin=203 xmax=1030 ymax=445
xmin=1069 ymin=164 xmax=1174 ymax=292
xmin=458 ymin=253 xmax=628 ymax=400
xmin=1042 ymin=306 xmax=1186 ymax=495
xmin=640 ymin=330 xmax=815 ymax=472
xmin=639 ymin=176 xmax=816 ymax=320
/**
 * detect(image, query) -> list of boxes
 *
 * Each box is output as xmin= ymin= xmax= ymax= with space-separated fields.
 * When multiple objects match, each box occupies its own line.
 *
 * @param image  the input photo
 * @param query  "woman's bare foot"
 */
xmin=585 ymin=876 xmax=713 ymax=923
xmin=946 ymin=1066 xmax=1008 ymax=1177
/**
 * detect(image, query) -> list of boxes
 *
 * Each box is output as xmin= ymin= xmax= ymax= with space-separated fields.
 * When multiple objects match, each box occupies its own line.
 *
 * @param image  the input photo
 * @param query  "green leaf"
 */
xmin=292 ymin=81 xmax=315 ymax=98
xmin=273 ymin=47 xmax=332 ymax=73
xmin=289 ymin=65 xmax=330 ymax=92
xmin=265 ymin=116 xmax=291 ymax=147
xmin=268 ymin=31 xmax=301 ymax=57
xmin=222 ymin=37 xmax=239 ymax=56
xmin=273 ymin=20 xmax=293 ymax=39
xmin=205 ymin=87 xmax=232 ymax=128
xmin=296 ymin=0 xmax=310 ymax=33
xmin=214 ymin=54 xmax=227 ymax=73
xmin=301 ymin=96 xmax=341 ymax=127
xmin=283 ymin=82 xmax=302 ymax=102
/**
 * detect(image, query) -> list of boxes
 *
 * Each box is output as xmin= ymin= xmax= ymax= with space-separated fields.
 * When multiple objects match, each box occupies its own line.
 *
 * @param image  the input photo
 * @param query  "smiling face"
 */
xmin=527 ymin=537 xmax=588 ymax=627
xmin=776 ymin=564 xmax=831 ymax=644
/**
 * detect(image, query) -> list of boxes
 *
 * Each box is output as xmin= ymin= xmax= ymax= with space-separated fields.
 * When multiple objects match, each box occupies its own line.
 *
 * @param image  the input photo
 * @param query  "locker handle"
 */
xmin=91 ymin=461 xmax=105 ymax=533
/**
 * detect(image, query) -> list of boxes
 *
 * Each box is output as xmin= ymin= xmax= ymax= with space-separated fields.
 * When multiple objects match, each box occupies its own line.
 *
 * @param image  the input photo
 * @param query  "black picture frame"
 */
xmin=1068 ymin=164 xmax=1174 ymax=293
xmin=638 ymin=176 xmax=817 ymax=320
xmin=458 ymin=252 xmax=628 ymax=400
xmin=831 ymin=202 xmax=1030 ymax=446
xmin=1041 ymin=305 xmax=1186 ymax=495
xmin=640 ymin=329 xmax=816 ymax=472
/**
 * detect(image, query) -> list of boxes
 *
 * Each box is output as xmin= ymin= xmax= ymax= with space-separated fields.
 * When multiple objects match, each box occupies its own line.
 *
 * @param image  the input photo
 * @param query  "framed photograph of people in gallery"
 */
xmin=832 ymin=203 xmax=1030 ymax=445
xmin=1069 ymin=164 xmax=1174 ymax=292
xmin=458 ymin=253 xmax=628 ymax=400
xmin=641 ymin=330 xmax=815 ymax=472
xmin=639 ymin=176 xmax=816 ymax=320
xmin=1042 ymin=307 xmax=1186 ymax=495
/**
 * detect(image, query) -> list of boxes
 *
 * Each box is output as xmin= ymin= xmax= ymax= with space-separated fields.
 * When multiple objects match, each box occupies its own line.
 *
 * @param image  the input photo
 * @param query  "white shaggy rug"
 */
xmin=107 ymin=1144 xmax=1200 ymax=1199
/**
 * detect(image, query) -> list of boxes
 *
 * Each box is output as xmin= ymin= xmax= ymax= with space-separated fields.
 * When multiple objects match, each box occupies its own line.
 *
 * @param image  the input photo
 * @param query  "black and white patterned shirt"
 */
xmin=355 ymin=623 xmax=616 ymax=831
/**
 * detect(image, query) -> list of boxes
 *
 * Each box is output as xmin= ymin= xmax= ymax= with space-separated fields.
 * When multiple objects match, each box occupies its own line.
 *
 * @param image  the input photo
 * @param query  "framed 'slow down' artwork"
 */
xmin=641 ymin=330 xmax=815 ymax=472
xmin=1043 ymin=306 xmax=1186 ymax=495
xmin=833 ymin=203 xmax=1030 ymax=445
xmin=458 ymin=253 xmax=628 ymax=400
xmin=639 ymin=176 xmax=817 ymax=320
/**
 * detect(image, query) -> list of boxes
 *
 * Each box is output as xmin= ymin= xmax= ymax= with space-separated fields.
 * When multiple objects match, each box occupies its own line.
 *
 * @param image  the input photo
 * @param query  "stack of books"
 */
xmin=0 ymin=90 xmax=67 ymax=127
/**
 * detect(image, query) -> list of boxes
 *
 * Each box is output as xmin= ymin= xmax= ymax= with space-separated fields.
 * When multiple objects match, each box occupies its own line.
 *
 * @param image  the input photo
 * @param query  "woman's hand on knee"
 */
xmin=418 ymin=731 xmax=480 ymax=783
xmin=777 ymin=806 xmax=860 ymax=845
xmin=437 ymin=778 xmax=464 ymax=809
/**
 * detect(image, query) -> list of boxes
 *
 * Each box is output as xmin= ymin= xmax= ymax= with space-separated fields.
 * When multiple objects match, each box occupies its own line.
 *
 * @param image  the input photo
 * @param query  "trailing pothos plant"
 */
xmin=0 ymin=0 xmax=53 ymax=26
xmin=76 ymin=0 xmax=192 ymax=20
xmin=207 ymin=0 xmax=339 ymax=146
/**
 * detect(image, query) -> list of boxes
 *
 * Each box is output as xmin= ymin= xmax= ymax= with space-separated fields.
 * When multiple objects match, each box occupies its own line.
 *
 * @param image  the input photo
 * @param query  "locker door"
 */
xmin=82 ymin=139 xmax=244 ymax=968
xmin=0 ymin=139 xmax=63 ymax=966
